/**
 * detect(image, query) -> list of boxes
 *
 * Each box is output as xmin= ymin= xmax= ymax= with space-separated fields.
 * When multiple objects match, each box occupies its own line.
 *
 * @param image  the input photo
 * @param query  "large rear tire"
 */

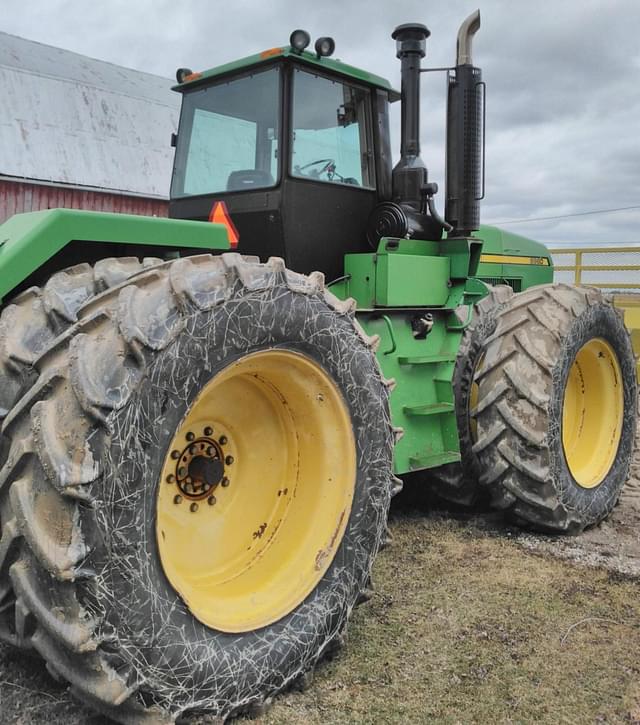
xmin=473 ymin=283 xmax=636 ymax=533
xmin=0 ymin=254 xmax=395 ymax=722
xmin=0 ymin=257 xmax=160 ymax=648
xmin=428 ymin=285 xmax=514 ymax=506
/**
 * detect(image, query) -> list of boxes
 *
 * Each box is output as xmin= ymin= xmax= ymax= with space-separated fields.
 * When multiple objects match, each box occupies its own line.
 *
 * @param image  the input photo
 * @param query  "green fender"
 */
xmin=0 ymin=208 xmax=230 ymax=304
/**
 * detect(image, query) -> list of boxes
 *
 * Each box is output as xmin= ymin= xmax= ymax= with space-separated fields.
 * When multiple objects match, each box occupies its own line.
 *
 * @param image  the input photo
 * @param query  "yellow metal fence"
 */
xmin=550 ymin=246 xmax=640 ymax=378
xmin=550 ymin=246 xmax=640 ymax=290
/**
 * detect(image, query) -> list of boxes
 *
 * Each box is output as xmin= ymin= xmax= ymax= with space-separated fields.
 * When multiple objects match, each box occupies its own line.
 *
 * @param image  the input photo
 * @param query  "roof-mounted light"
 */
xmin=176 ymin=67 xmax=194 ymax=84
xmin=290 ymin=29 xmax=311 ymax=53
xmin=314 ymin=37 xmax=335 ymax=58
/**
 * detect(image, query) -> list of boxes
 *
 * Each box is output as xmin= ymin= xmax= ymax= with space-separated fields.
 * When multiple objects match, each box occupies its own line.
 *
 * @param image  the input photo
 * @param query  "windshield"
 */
xmin=171 ymin=67 xmax=280 ymax=198
xmin=291 ymin=69 xmax=374 ymax=188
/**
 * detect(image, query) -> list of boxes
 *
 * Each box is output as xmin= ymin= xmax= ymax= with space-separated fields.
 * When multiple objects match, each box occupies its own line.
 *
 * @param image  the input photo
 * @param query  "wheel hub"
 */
xmin=169 ymin=433 xmax=227 ymax=500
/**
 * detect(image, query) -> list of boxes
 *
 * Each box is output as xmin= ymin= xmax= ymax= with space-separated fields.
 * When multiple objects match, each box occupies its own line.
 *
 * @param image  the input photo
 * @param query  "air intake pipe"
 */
xmin=445 ymin=10 xmax=484 ymax=237
xmin=391 ymin=23 xmax=429 ymax=209
xmin=378 ymin=23 xmax=443 ymax=243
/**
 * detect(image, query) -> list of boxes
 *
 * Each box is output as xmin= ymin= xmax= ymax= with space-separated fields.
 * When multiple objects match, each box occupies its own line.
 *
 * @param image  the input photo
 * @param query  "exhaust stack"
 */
xmin=445 ymin=10 xmax=484 ymax=237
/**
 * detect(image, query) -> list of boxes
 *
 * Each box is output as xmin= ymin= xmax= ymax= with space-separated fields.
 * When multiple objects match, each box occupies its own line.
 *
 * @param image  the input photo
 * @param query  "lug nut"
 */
xmin=204 ymin=426 xmax=213 ymax=437
xmin=178 ymin=466 xmax=186 ymax=477
xmin=185 ymin=483 xmax=194 ymax=494
xmin=174 ymin=494 xmax=183 ymax=505
xmin=225 ymin=455 xmax=234 ymax=465
xmin=221 ymin=477 xmax=230 ymax=487
xmin=219 ymin=435 xmax=228 ymax=446
xmin=171 ymin=450 xmax=180 ymax=460
xmin=207 ymin=446 xmax=215 ymax=456
xmin=208 ymin=495 xmax=216 ymax=506
xmin=186 ymin=432 xmax=195 ymax=442
xmin=189 ymin=444 xmax=198 ymax=455
xmin=190 ymin=502 xmax=199 ymax=513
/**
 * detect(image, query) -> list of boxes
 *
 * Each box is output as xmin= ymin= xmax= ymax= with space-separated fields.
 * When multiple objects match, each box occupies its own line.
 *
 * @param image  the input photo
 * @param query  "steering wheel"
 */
xmin=298 ymin=158 xmax=337 ymax=180
xmin=295 ymin=158 xmax=360 ymax=186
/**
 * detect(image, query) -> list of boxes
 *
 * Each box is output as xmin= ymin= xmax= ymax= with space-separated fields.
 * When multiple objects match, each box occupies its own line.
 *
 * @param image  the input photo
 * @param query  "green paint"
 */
xmin=376 ymin=253 xmax=449 ymax=306
xmin=475 ymin=224 xmax=554 ymax=290
xmin=174 ymin=46 xmax=399 ymax=99
xmin=397 ymin=353 xmax=456 ymax=365
xmin=339 ymin=227 xmax=553 ymax=476
xmin=439 ymin=236 xmax=483 ymax=279
xmin=361 ymin=307 xmax=466 ymax=474
xmin=0 ymin=209 xmax=230 ymax=304
xmin=478 ymin=224 xmax=552 ymax=259
xmin=338 ymin=237 xmax=486 ymax=311
xmin=337 ymin=253 xmax=376 ymax=307
xmin=335 ymin=236 xmax=488 ymax=473
xmin=403 ymin=402 xmax=454 ymax=416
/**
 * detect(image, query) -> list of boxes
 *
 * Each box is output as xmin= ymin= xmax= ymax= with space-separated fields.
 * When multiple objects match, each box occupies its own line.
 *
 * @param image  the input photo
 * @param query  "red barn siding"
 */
xmin=0 ymin=179 xmax=169 ymax=225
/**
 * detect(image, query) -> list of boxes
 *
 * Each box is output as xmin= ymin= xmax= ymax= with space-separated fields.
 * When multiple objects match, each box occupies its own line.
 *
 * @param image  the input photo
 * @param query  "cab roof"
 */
xmin=173 ymin=45 xmax=400 ymax=101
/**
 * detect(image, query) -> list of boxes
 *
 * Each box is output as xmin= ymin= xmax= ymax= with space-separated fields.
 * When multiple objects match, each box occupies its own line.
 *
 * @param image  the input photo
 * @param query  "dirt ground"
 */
xmin=513 ymin=441 xmax=640 ymax=578
xmin=1 ymin=447 xmax=639 ymax=723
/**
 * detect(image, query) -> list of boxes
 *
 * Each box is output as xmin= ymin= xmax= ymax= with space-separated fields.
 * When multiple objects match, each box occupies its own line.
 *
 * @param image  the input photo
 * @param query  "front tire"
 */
xmin=473 ymin=283 xmax=636 ymax=533
xmin=0 ymin=254 xmax=395 ymax=722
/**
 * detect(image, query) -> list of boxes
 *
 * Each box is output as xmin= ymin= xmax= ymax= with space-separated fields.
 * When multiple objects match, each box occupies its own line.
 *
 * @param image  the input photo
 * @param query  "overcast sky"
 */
xmin=2 ymin=0 xmax=639 ymax=246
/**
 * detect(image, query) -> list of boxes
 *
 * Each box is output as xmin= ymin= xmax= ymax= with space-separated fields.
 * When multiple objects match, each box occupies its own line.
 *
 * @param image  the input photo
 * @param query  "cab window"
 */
xmin=291 ymin=69 xmax=374 ymax=188
xmin=172 ymin=67 xmax=280 ymax=197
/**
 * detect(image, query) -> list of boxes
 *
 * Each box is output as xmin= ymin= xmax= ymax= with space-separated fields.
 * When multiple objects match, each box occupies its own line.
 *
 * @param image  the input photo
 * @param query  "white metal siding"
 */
xmin=0 ymin=31 xmax=180 ymax=198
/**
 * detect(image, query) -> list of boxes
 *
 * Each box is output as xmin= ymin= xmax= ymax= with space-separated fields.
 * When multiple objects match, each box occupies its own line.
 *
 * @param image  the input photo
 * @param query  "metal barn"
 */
xmin=0 ymin=31 xmax=179 ymax=223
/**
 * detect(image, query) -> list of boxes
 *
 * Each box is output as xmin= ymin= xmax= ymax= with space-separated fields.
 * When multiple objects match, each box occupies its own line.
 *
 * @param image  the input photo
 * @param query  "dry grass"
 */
xmin=0 ymin=503 xmax=639 ymax=724
xmin=262 ymin=506 xmax=640 ymax=725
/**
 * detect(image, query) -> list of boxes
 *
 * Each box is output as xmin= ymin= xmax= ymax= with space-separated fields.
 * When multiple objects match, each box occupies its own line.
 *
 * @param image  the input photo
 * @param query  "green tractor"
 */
xmin=0 ymin=11 xmax=635 ymax=723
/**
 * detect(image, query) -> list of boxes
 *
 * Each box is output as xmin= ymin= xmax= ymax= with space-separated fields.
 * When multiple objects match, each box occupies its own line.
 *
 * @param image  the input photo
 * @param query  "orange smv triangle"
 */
xmin=209 ymin=201 xmax=240 ymax=249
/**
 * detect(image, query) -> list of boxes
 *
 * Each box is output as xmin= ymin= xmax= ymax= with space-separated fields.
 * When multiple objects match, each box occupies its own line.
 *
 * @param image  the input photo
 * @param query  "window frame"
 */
xmin=170 ymin=63 xmax=284 ymax=200
xmin=287 ymin=67 xmax=377 ymax=192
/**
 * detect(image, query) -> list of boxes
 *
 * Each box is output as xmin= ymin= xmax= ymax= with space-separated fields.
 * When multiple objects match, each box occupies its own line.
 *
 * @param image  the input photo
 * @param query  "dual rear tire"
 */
xmin=437 ymin=282 xmax=636 ymax=533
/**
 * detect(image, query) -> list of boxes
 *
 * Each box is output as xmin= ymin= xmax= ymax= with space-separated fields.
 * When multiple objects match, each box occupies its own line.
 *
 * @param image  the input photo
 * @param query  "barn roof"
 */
xmin=0 ymin=31 xmax=179 ymax=198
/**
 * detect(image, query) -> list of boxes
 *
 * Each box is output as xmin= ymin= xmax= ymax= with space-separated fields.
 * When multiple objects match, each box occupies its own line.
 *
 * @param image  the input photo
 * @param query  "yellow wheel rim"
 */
xmin=156 ymin=349 xmax=356 ymax=633
xmin=562 ymin=338 xmax=623 ymax=489
xmin=469 ymin=351 xmax=485 ymax=443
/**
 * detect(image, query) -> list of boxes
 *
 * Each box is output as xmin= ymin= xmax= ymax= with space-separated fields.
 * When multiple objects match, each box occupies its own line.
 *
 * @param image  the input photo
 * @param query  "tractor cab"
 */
xmin=169 ymin=36 xmax=398 ymax=282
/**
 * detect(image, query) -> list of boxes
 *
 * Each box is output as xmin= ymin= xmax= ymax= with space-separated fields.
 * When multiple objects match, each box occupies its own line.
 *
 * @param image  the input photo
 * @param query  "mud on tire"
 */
xmin=428 ymin=285 xmax=514 ymax=507
xmin=0 ymin=257 xmax=161 ymax=648
xmin=473 ymin=283 xmax=637 ymax=533
xmin=0 ymin=254 xmax=395 ymax=722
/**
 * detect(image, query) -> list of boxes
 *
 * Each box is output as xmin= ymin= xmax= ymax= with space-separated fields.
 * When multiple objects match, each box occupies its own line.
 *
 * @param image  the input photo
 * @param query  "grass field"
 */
xmin=0 ymin=500 xmax=638 ymax=724
xmin=261 ymin=504 xmax=640 ymax=725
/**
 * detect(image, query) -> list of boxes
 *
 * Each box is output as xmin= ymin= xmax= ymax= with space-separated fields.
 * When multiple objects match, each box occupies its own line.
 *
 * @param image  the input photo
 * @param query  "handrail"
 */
xmin=550 ymin=245 xmax=640 ymax=255
xmin=548 ymin=246 xmax=640 ymax=290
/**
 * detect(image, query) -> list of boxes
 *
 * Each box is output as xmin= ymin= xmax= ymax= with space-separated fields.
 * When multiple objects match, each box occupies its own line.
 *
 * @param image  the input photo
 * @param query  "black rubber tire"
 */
xmin=0 ymin=253 xmax=396 ymax=722
xmin=473 ymin=283 xmax=637 ymax=533
xmin=0 ymin=257 xmax=161 ymax=649
xmin=427 ymin=285 xmax=514 ymax=507
xmin=0 ymin=257 xmax=162 ymax=421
